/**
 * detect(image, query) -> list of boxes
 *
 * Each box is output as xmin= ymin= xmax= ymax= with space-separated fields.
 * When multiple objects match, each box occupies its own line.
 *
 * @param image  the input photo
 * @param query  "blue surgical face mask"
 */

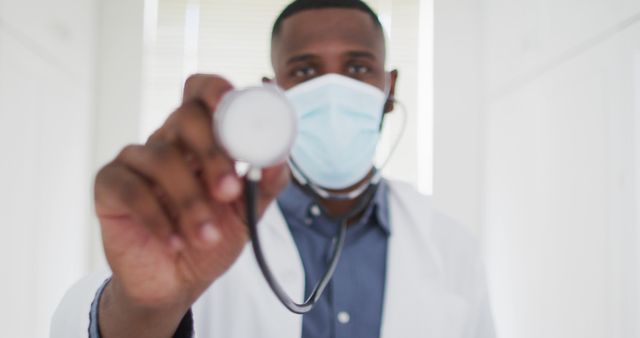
xmin=285 ymin=73 xmax=388 ymax=190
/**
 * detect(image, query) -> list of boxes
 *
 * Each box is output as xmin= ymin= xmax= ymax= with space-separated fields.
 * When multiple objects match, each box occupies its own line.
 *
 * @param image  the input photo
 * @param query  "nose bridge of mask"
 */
xmin=286 ymin=73 xmax=386 ymax=100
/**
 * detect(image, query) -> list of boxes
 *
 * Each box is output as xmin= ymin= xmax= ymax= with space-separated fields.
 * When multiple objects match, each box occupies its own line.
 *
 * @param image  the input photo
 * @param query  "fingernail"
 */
xmin=218 ymin=175 xmax=241 ymax=199
xmin=200 ymin=222 xmax=220 ymax=245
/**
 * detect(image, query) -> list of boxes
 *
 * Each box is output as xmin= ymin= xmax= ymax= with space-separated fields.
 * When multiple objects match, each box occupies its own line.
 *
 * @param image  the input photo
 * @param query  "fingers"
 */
xmin=180 ymin=74 xmax=290 ymax=220
xmin=116 ymin=144 xmax=219 ymax=248
xmin=148 ymin=102 xmax=241 ymax=203
xmin=182 ymin=74 xmax=234 ymax=113
xmin=97 ymin=74 xmax=288 ymax=255
xmin=95 ymin=162 xmax=176 ymax=249
xmin=151 ymin=76 xmax=241 ymax=202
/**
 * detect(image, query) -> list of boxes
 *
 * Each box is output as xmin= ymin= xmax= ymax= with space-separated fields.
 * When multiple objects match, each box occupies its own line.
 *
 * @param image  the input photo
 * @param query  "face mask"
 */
xmin=285 ymin=73 xmax=388 ymax=189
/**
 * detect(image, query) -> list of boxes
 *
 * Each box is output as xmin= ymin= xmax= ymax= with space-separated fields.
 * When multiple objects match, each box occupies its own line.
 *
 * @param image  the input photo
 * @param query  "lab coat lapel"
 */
xmin=255 ymin=203 xmax=306 ymax=336
xmin=258 ymin=203 xmax=306 ymax=304
xmin=208 ymin=182 xmax=471 ymax=338
xmin=197 ymin=204 xmax=304 ymax=338
xmin=380 ymin=182 xmax=470 ymax=338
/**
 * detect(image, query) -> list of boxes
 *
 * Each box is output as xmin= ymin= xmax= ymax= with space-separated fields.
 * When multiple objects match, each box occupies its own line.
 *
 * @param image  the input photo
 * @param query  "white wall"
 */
xmin=0 ymin=0 xmax=96 ymax=337
xmin=483 ymin=1 xmax=640 ymax=337
xmin=90 ymin=0 xmax=146 ymax=270
xmin=0 ymin=0 xmax=146 ymax=336
xmin=435 ymin=0 xmax=640 ymax=337
xmin=433 ymin=0 xmax=485 ymax=233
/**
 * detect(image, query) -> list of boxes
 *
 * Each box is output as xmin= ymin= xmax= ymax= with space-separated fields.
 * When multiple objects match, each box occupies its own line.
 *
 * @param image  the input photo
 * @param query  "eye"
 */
xmin=347 ymin=64 xmax=371 ymax=75
xmin=292 ymin=66 xmax=317 ymax=78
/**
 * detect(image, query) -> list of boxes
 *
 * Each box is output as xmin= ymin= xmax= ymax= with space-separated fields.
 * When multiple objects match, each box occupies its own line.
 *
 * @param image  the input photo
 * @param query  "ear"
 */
xmin=262 ymin=77 xmax=273 ymax=84
xmin=383 ymin=69 xmax=399 ymax=114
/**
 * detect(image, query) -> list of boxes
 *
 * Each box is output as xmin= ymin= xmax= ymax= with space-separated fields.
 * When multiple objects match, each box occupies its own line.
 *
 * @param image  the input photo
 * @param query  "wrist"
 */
xmin=98 ymin=278 xmax=191 ymax=338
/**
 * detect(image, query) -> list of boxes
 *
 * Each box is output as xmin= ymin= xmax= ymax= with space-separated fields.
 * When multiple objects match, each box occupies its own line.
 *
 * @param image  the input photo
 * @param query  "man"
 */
xmin=52 ymin=1 xmax=495 ymax=337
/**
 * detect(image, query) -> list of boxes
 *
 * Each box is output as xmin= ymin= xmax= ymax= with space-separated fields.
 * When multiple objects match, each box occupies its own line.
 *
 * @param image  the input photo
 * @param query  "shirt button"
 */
xmin=310 ymin=204 xmax=321 ymax=217
xmin=304 ymin=218 xmax=313 ymax=226
xmin=337 ymin=311 xmax=350 ymax=324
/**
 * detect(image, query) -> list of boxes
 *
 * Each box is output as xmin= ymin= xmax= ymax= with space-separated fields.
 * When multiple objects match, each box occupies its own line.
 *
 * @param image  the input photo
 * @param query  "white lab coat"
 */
xmin=51 ymin=180 xmax=495 ymax=338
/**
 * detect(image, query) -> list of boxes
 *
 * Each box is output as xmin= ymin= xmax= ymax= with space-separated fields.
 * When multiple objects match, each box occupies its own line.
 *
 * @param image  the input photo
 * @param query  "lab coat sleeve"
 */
xmin=51 ymin=271 xmax=195 ymax=338
xmin=50 ymin=271 xmax=111 ymax=338
xmin=88 ymin=278 xmax=111 ymax=337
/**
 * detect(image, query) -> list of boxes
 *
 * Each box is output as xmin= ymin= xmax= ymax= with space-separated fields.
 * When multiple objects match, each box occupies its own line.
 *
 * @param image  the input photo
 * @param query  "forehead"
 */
xmin=271 ymin=8 xmax=385 ymax=64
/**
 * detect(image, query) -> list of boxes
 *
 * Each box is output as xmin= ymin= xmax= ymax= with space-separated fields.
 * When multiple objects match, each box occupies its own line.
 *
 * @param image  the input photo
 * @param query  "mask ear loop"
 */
xmin=375 ymin=95 xmax=408 ymax=173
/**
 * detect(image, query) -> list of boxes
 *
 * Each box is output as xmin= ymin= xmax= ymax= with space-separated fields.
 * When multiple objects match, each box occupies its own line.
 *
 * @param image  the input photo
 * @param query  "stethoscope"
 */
xmin=214 ymin=82 xmax=405 ymax=314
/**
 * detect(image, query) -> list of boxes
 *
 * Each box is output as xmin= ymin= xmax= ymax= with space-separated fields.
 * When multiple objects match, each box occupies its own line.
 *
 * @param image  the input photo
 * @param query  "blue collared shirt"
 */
xmin=277 ymin=180 xmax=390 ymax=338
xmin=89 ymin=180 xmax=390 ymax=338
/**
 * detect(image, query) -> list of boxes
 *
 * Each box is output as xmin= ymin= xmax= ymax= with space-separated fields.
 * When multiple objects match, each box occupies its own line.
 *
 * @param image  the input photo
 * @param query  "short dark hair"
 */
xmin=272 ymin=0 xmax=383 ymax=37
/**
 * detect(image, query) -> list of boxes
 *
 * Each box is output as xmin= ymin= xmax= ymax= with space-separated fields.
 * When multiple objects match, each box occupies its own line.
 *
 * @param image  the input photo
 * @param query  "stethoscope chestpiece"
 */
xmin=214 ymin=84 xmax=297 ymax=169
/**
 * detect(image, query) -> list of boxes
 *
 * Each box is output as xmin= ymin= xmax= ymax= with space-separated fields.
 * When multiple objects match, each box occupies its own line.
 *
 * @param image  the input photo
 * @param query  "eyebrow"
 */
xmin=286 ymin=54 xmax=317 ymax=65
xmin=345 ymin=51 xmax=376 ymax=60
xmin=285 ymin=50 xmax=377 ymax=65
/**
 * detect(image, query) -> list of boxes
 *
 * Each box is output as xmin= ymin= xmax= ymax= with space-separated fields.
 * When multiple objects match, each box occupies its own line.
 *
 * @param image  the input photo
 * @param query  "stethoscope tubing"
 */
xmin=244 ymin=173 xmax=379 ymax=314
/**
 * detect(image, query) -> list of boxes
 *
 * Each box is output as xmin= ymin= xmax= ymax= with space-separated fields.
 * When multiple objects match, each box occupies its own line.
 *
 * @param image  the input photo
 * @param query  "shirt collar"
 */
xmin=277 ymin=178 xmax=391 ymax=235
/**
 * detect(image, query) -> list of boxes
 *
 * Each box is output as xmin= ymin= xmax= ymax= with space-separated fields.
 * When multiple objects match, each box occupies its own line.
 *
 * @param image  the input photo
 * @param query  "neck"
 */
xmin=293 ymin=169 xmax=376 ymax=221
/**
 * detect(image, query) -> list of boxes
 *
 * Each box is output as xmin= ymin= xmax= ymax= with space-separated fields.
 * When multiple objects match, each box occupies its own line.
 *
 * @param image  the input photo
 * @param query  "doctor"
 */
xmin=52 ymin=0 xmax=495 ymax=337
